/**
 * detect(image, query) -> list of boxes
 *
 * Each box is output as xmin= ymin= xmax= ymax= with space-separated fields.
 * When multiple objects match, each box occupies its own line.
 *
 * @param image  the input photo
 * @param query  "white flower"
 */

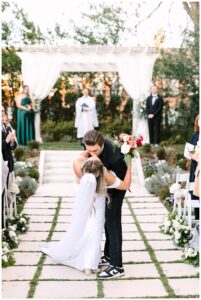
xmin=122 ymin=135 xmax=129 ymax=142
xmin=172 ymin=220 xmax=180 ymax=229
xmin=164 ymin=220 xmax=171 ymax=228
xmin=22 ymin=227 xmax=25 ymax=231
xmin=20 ymin=218 xmax=26 ymax=223
xmin=174 ymin=231 xmax=181 ymax=240
xmin=2 ymin=254 xmax=8 ymax=262
xmin=2 ymin=242 xmax=8 ymax=248
xmin=121 ymin=143 xmax=130 ymax=154
xmin=3 ymin=246 xmax=10 ymax=254
xmin=8 ymin=225 xmax=16 ymax=231
xmin=15 ymin=176 xmax=22 ymax=184
xmin=170 ymin=183 xmax=181 ymax=194
xmin=9 ymin=230 xmax=16 ymax=238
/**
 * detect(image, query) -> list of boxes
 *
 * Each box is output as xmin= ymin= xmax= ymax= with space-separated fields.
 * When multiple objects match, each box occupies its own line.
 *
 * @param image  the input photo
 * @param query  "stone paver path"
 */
xmin=2 ymin=151 xmax=199 ymax=298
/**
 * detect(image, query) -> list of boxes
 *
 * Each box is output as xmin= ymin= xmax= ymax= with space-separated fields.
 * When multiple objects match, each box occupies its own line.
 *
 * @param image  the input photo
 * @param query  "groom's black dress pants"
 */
xmin=104 ymin=189 xmax=126 ymax=268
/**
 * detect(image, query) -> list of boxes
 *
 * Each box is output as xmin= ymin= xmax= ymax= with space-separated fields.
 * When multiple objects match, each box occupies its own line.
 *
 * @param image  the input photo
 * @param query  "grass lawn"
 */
xmin=41 ymin=141 xmax=83 ymax=151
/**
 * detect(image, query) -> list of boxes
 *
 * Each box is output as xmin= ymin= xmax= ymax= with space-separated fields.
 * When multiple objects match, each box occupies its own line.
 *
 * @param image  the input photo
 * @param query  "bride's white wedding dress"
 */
xmin=41 ymin=173 xmax=120 ymax=271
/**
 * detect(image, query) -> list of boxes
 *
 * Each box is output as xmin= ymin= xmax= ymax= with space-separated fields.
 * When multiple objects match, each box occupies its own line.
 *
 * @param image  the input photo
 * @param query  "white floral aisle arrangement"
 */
xmin=160 ymin=211 xmax=199 ymax=266
xmin=182 ymin=247 xmax=199 ymax=267
xmin=161 ymin=212 xmax=192 ymax=247
xmin=113 ymin=133 xmax=143 ymax=165
xmin=2 ymin=242 xmax=15 ymax=268
xmin=2 ymin=225 xmax=19 ymax=250
xmin=160 ymin=211 xmax=177 ymax=234
xmin=7 ymin=213 xmax=30 ymax=234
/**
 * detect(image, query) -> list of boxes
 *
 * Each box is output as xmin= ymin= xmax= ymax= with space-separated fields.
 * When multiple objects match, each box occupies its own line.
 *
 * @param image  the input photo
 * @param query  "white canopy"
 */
xmin=17 ymin=45 xmax=159 ymax=143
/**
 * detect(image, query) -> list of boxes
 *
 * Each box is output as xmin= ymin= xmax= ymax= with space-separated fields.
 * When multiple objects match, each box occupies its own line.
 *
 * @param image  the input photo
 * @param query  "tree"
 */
xmin=153 ymin=2 xmax=199 ymax=141
xmin=182 ymin=2 xmax=199 ymax=29
xmin=74 ymin=3 xmax=129 ymax=45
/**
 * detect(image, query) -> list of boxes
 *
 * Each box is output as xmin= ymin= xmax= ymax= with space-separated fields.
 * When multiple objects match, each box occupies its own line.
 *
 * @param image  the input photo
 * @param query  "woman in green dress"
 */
xmin=15 ymin=85 xmax=35 ymax=146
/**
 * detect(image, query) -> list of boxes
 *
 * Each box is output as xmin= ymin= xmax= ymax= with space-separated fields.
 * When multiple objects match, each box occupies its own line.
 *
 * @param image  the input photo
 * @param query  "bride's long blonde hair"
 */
xmin=82 ymin=158 xmax=107 ymax=195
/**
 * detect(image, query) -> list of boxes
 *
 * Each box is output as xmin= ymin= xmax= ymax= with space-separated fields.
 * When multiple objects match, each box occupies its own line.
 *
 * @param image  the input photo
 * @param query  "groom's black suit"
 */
xmin=146 ymin=94 xmax=163 ymax=144
xmin=99 ymin=139 xmax=127 ymax=267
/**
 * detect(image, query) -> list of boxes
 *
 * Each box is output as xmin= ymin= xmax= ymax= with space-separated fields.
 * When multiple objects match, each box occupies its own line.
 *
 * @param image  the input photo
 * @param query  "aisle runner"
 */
xmin=2 ymin=151 xmax=199 ymax=298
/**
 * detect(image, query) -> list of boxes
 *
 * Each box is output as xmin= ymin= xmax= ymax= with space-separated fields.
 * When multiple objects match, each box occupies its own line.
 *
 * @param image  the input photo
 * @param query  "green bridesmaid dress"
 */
xmin=17 ymin=96 xmax=35 ymax=146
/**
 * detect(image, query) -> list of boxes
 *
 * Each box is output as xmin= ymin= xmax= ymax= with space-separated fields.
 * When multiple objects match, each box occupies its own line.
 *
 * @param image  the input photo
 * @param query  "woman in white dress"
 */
xmin=41 ymin=155 xmax=131 ymax=275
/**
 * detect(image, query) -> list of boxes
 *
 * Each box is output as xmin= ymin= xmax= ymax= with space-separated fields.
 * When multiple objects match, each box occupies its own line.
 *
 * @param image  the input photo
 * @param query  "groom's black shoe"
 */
xmin=97 ymin=265 xmax=125 ymax=279
xmin=98 ymin=255 xmax=110 ymax=267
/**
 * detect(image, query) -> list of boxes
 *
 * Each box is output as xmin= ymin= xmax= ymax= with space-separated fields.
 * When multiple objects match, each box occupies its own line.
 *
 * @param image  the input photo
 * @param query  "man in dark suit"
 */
xmin=2 ymin=106 xmax=17 ymax=228
xmin=146 ymin=86 xmax=164 ymax=146
xmin=74 ymin=130 xmax=127 ymax=279
xmin=2 ymin=106 xmax=17 ymax=173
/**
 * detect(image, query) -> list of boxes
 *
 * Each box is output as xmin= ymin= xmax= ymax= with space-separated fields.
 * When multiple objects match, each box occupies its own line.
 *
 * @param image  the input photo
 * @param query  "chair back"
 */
xmin=176 ymin=173 xmax=190 ymax=183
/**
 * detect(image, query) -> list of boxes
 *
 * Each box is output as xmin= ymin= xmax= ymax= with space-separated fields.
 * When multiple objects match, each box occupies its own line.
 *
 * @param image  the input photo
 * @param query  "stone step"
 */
xmin=43 ymin=175 xmax=76 ymax=183
xmin=44 ymin=162 xmax=73 ymax=169
xmin=43 ymin=169 xmax=74 ymax=176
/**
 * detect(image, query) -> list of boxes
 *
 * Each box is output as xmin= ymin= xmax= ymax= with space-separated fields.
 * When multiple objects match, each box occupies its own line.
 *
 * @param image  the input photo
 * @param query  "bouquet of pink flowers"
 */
xmin=113 ymin=133 xmax=143 ymax=164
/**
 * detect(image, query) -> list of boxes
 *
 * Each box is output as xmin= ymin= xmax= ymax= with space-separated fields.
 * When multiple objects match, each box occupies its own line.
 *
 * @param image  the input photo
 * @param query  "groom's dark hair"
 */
xmin=83 ymin=130 xmax=104 ymax=146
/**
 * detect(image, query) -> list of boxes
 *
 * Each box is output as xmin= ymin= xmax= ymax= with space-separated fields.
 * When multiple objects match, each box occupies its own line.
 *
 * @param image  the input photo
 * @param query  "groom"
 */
xmin=82 ymin=130 xmax=127 ymax=279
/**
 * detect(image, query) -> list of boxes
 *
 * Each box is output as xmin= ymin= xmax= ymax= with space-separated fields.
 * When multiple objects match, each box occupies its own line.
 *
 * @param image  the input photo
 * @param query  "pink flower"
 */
xmin=119 ymin=133 xmax=127 ymax=142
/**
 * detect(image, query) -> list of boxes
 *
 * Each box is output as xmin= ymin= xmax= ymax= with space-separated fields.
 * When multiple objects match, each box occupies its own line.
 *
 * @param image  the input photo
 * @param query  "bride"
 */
xmin=41 ymin=153 xmax=131 ymax=275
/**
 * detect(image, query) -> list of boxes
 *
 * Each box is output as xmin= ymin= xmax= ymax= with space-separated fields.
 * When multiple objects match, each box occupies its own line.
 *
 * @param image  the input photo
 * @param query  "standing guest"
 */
xmin=2 ymin=106 xmax=17 ymax=173
xmin=75 ymin=88 xmax=98 ymax=143
xmin=15 ymin=85 xmax=35 ymax=146
xmin=146 ymin=85 xmax=164 ymax=146
xmin=2 ymin=106 xmax=18 ymax=227
xmin=189 ymin=115 xmax=200 ymax=219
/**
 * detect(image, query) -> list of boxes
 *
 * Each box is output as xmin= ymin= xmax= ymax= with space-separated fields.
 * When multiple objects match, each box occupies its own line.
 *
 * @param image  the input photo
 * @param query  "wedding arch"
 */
xmin=17 ymin=45 xmax=159 ymax=143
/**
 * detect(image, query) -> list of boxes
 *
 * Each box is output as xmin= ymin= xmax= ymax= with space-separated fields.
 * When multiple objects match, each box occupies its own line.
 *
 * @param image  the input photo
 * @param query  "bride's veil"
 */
xmin=43 ymin=173 xmax=97 ymax=262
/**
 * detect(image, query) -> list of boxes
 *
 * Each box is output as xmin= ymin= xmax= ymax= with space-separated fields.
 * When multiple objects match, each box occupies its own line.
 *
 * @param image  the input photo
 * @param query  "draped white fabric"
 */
xmin=17 ymin=52 xmax=64 ymax=142
xmin=117 ymin=52 xmax=159 ymax=144
xmin=17 ymin=47 xmax=158 ymax=144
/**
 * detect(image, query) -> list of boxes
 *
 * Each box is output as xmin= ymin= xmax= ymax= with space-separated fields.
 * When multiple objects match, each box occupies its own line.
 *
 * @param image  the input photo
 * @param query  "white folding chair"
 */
xmin=173 ymin=173 xmax=190 ymax=214
xmin=184 ymin=181 xmax=200 ymax=228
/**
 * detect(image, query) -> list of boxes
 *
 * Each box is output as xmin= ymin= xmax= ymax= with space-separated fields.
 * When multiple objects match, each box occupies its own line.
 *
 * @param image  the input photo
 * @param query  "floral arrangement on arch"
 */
xmin=137 ymin=98 xmax=147 ymax=119
xmin=113 ymin=133 xmax=143 ymax=165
